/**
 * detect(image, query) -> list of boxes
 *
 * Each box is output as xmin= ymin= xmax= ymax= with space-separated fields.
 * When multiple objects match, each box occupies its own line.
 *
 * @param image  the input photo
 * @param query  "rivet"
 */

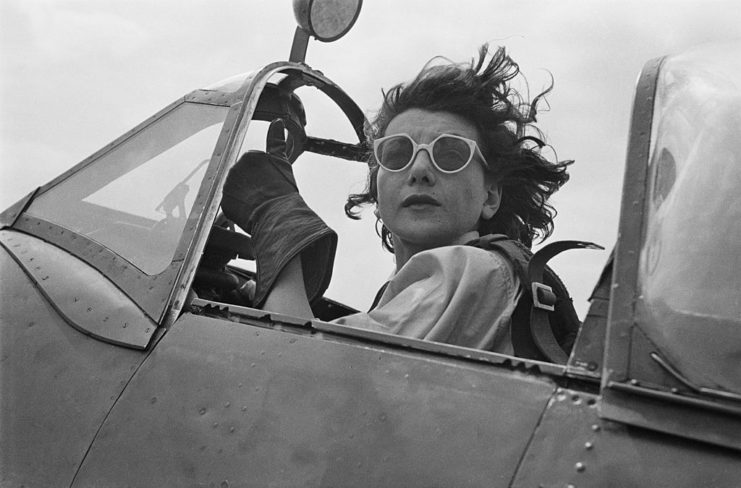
xmin=630 ymin=379 xmax=639 ymax=386
xmin=575 ymin=462 xmax=586 ymax=472
xmin=592 ymin=424 xmax=601 ymax=432
xmin=585 ymin=441 xmax=593 ymax=450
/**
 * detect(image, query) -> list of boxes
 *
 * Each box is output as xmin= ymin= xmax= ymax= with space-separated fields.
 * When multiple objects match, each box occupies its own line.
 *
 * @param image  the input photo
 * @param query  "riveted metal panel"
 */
xmin=0 ymin=245 xmax=147 ymax=487
xmin=605 ymin=56 xmax=664 ymax=385
xmin=13 ymin=216 xmax=180 ymax=322
xmin=0 ymin=230 xmax=157 ymax=349
xmin=185 ymin=88 xmax=239 ymax=106
xmin=512 ymin=387 xmax=741 ymax=487
xmin=567 ymin=257 xmax=613 ymax=381
xmin=74 ymin=313 xmax=556 ymax=488
xmin=601 ymin=381 xmax=741 ymax=451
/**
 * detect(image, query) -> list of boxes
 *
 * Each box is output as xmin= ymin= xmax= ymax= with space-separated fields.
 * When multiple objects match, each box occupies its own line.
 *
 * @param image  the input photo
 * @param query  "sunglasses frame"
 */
xmin=373 ymin=133 xmax=488 ymax=174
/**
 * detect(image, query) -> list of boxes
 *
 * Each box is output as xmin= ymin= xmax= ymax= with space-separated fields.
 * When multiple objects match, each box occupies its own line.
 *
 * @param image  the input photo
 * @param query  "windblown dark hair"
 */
xmin=345 ymin=44 xmax=571 ymax=251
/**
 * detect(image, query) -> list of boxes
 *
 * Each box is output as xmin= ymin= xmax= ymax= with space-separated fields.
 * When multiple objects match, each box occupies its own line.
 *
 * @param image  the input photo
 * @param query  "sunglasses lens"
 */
xmin=432 ymin=136 xmax=473 ymax=172
xmin=376 ymin=136 xmax=414 ymax=170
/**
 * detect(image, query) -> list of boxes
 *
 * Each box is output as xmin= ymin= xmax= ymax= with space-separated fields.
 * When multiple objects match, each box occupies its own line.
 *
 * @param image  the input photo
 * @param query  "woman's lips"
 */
xmin=401 ymin=194 xmax=441 ymax=207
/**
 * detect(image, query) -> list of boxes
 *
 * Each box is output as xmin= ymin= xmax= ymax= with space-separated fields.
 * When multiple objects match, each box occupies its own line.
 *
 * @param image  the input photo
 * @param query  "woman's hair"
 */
xmin=345 ymin=44 xmax=571 ymax=251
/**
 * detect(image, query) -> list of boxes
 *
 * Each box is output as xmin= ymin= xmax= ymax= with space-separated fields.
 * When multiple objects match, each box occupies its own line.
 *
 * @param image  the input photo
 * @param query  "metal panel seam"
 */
xmin=67 ymin=335 xmax=163 ymax=488
xmin=506 ymin=384 xmax=558 ymax=487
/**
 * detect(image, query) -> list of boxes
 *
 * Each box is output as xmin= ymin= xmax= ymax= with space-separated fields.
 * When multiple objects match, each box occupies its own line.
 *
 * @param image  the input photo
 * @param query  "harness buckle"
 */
xmin=532 ymin=282 xmax=556 ymax=312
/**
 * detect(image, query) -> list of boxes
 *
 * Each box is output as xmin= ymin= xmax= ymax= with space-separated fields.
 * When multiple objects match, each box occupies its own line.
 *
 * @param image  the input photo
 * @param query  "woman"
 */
xmin=222 ymin=45 xmax=570 ymax=354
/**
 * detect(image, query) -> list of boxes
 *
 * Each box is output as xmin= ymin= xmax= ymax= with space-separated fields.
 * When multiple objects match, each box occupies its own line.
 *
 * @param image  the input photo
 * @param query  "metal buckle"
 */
xmin=531 ymin=282 xmax=556 ymax=312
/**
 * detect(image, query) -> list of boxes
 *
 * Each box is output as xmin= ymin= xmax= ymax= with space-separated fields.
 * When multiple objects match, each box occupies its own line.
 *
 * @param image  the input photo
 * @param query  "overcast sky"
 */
xmin=1 ymin=0 xmax=739 ymax=315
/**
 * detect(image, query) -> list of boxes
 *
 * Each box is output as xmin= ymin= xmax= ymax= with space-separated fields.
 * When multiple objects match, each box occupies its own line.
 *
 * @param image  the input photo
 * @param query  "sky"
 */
xmin=1 ymin=0 xmax=739 ymax=316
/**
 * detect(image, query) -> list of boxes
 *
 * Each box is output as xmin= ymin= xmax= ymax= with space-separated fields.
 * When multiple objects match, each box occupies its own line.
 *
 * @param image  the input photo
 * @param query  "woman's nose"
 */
xmin=406 ymin=148 xmax=437 ymax=185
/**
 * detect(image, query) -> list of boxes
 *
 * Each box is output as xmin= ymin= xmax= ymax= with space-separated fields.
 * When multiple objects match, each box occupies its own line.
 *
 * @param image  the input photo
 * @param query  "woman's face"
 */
xmin=376 ymin=108 xmax=500 ymax=256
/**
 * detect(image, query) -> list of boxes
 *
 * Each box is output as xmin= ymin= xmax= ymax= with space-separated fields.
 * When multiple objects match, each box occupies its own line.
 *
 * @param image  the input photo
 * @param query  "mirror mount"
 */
xmin=290 ymin=0 xmax=362 ymax=63
xmin=289 ymin=27 xmax=311 ymax=63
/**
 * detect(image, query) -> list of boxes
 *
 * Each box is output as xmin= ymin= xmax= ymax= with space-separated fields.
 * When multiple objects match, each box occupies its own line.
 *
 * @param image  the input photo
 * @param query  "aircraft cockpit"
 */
xmin=1 ymin=1 xmax=740 ymax=485
xmin=596 ymin=43 xmax=741 ymax=449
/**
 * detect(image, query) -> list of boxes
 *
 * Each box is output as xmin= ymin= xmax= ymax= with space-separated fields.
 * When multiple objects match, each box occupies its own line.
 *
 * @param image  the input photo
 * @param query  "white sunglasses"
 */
xmin=373 ymin=133 xmax=488 ymax=174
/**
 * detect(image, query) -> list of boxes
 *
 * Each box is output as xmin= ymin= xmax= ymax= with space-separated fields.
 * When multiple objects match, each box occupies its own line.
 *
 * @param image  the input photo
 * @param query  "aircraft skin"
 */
xmin=2 ymin=232 xmax=740 ymax=487
xmin=1 ymin=10 xmax=740 ymax=487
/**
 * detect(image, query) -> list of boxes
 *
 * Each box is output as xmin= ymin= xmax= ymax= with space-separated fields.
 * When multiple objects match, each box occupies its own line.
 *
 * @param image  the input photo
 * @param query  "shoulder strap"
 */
xmin=528 ymin=240 xmax=603 ymax=363
xmin=470 ymin=235 xmax=547 ymax=360
xmin=469 ymin=235 xmax=602 ymax=364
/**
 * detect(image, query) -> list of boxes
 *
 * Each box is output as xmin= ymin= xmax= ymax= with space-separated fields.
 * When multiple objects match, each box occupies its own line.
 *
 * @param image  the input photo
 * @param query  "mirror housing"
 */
xmin=290 ymin=0 xmax=362 ymax=62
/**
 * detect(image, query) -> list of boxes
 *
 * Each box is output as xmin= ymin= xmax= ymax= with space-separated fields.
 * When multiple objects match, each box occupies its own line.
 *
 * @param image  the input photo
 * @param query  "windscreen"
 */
xmin=637 ymin=44 xmax=741 ymax=392
xmin=27 ymin=103 xmax=229 ymax=275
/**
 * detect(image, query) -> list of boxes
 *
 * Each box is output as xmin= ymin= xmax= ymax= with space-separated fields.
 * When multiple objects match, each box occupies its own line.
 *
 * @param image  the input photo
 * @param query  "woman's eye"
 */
xmin=434 ymin=142 xmax=468 ymax=161
xmin=380 ymin=140 xmax=411 ymax=164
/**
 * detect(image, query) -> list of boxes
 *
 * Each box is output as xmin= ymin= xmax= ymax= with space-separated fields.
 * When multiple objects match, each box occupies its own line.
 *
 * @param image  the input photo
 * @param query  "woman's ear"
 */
xmin=480 ymin=182 xmax=501 ymax=221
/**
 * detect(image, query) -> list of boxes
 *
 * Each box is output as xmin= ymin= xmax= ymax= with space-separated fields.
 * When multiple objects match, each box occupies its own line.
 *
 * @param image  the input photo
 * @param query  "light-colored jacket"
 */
xmin=334 ymin=245 xmax=520 ymax=354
